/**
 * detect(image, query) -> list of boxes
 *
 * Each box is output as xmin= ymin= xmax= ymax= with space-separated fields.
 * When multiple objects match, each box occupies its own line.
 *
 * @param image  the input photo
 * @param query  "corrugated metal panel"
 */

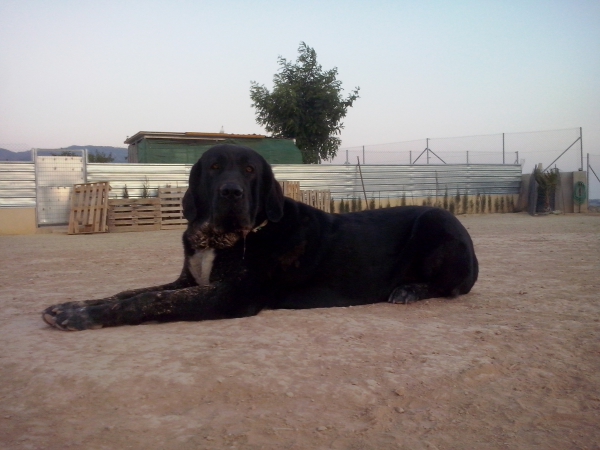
xmin=272 ymin=164 xmax=522 ymax=199
xmin=89 ymin=163 xmax=522 ymax=199
xmin=0 ymin=162 xmax=36 ymax=207
xmin=86 ymin=163 xmax=191 ymax=198
xmin=35 ymin=156 xmax=85 ymax=225
xmin=1 ymin=161 xmax=523 ymax=209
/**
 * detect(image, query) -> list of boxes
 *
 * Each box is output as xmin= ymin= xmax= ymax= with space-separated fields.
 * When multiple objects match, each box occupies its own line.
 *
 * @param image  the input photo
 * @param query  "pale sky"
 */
xmin=1 ymin=1 xmax=599 ymax=171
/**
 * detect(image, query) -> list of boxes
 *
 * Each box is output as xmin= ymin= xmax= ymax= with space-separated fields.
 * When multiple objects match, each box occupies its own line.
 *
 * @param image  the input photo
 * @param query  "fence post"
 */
xmin=362 ymin=146 xmax=365 ymax=165
xmin=502 ymin=133 xmax=505 ymax=164
xmin=83 ymin=148 xmax=88 ymax=183
xmin=356 ymin=157 xmax=369 ymax=208
xmin=466 ymin=151 xmax=469 ymax=164
xmin=580 ymin=127 xmax=583 ymax=171
xmin=409 ymin=151 xmax=412 ymax=165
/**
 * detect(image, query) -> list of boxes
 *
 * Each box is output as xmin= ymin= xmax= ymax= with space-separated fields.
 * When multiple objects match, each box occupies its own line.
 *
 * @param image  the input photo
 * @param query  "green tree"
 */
xmin=250 ymin=42 xmax=360 ymax=164
xmin=88 ymin=150 xmax=115 ymax=163
xmin=533 ymin=167 xmax=560 ymax=212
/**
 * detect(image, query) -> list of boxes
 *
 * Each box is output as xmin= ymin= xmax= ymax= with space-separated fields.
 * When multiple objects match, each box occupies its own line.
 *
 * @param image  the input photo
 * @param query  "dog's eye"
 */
xmin=245 ymin=166 xmax=254 ymax=173
xmin=211 ymin=163 xmax=220 ymax=170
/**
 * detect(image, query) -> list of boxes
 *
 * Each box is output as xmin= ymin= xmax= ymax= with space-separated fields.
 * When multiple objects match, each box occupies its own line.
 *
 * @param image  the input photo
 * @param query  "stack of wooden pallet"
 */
xmin=279 ymin=181 xmax=301 ymax=201
xmin=70 ymin=180 xmax=332 ymax=234
xmin=68 ymin=182 xmax=110 ymax=234
xmin=299 ymin=190 xmax=332 ymax=213
xmin=107 ymin=198 xmax=161 ymax=233
xmin=158 ymin=187 xmax=188 ymax=230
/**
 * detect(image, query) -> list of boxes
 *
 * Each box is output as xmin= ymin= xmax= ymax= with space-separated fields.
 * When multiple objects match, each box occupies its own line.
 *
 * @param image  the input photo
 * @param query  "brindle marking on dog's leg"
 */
xmin=43 ymin=304 xmax=104 ymax=331
xmin=42 ymin=283 xmax=248 ymax=331
xmin=42 ymin=296 xmax=122 ymax=329
xmin=41 ymin=273 xmax=198 ymax=330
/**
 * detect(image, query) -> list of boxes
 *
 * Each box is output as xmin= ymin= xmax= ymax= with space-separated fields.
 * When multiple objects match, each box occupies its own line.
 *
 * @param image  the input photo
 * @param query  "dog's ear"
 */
xmin=182 ymin=188 xmax=196 ymax=222
xmin=262 ymin=162 xmax=284 ymax=222
xmin=182 ymin=160 xmax=206 ymax=223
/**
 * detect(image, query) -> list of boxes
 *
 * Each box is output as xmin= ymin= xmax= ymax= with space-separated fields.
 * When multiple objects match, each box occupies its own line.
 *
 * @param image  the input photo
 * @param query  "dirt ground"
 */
xmin=1 ymin=213 xmax=599 ymax=450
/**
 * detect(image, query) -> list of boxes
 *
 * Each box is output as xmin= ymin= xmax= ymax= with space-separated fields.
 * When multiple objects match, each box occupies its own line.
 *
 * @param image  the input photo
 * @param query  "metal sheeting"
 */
xmin=89 ymin=163 xmax=522 ymax=201
xmin=2 ymin=162 xmax=522 ymax=209
xmin=0 ymin=162 xmax=36 ymax=207
xmin=272 ymin=164 xmax=522 ymax=199
xmin=35 ymin=155 xmax=86 ymax=225
xmin=86 ymin=163 xmax=191 ymax=198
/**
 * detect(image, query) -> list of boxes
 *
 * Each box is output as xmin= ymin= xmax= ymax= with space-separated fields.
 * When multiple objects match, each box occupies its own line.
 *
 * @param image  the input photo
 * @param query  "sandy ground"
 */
xmin=1 ymin=213 xmax=599 ymax=450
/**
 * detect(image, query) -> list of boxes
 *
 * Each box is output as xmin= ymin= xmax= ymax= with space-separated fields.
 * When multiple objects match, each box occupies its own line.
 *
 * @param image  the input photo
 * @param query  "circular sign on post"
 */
xmin=573 ymin=181 xmax=587 ymax=212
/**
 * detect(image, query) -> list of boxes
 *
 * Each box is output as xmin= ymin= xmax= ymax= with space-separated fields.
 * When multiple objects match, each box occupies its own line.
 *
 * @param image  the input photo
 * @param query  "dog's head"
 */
xmin=182 ymin=144 xmax=284 ymax=235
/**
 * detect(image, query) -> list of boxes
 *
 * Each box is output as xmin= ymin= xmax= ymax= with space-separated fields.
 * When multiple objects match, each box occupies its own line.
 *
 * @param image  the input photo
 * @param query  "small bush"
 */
xmin=443 ymin=187 xmax=449 ymax=210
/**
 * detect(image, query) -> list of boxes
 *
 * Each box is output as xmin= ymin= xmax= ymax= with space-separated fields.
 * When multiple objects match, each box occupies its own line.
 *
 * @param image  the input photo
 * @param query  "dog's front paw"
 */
xmin=42 ymin=303 xmax=104 ymax=331
xmin=388 ymin=287 xmax=419 ymax=305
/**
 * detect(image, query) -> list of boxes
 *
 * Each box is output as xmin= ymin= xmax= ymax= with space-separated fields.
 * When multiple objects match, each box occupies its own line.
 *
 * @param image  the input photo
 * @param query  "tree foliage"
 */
xmin=51 ymin=151 xmax=77 ymax=157
xmin=533 ymin=167 xmax=560 ymax=212
xmin=250 ymin=43 xmax=360 ymax=164
xmin=88 ymin=150 xmax=114 ymax=163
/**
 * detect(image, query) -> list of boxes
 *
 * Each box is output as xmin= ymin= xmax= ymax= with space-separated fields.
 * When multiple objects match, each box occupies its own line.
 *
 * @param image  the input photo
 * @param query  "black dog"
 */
xmin=42 ymin=144 xmax=478 ymax=331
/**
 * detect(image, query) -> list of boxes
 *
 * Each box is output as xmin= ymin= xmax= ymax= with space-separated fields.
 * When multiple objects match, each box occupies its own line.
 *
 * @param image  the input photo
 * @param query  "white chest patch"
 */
xmin=188 ymin=248 xmax=216 ymax=286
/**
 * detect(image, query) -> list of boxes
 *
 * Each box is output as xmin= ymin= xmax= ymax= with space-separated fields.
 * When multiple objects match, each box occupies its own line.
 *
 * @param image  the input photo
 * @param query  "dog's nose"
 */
xmin=219 ymin=182 xmax=244 ymax=200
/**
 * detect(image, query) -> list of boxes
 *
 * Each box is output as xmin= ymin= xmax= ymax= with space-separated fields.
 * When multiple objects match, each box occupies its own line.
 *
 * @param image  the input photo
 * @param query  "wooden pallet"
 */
xmin=279 ymin=181 xmax=301 ymax=201
xmin=158 ymin=187 xmax=188 ymax=230
xmin=68 ymin=182 xmax=110 ymax=234
xmin=107 ymin=198 xmax=161 ymax=233
xmin=299 ymin=190 xmax=332 ymax=213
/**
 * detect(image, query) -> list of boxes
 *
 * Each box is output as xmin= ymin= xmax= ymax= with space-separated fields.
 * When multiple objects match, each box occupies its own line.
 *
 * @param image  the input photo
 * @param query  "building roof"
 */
xmin=124 ymin=131 xmax=267 ymax=145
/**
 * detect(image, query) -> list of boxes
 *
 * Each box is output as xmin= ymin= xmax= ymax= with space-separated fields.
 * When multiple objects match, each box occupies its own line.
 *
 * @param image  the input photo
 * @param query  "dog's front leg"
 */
xmin=42 ymin=283 xmax=252 ymax=331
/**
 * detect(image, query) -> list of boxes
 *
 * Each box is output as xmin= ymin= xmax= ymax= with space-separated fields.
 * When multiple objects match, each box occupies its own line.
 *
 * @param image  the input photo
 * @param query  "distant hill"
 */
xmin=0 ymin=148 xmax=32 ymax=161
xmin=0 ymin=146 xmax=128 ymax=162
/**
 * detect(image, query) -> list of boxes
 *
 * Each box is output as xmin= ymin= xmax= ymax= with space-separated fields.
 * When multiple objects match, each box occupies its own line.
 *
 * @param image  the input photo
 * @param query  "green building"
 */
xmin=125 ymin=131 xmax=303 ymax=164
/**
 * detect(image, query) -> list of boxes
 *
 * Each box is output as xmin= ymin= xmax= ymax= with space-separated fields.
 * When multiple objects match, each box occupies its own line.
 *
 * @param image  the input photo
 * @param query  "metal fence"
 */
xmin=0 ymin=162 xmax=35 ymax=207
xmin=86 ymin=162 xmax=523 ymax=201
xmin=34 ymin=152 xmax=85 ymax=225
xmin=588 ymin=154 xmax=600 ymax=203
xmin=272 ymin=164 xmax=521 ymax=201
xmin=87 ymin=163 xmax=191 ymax=199
xmin=334 ymin=128 xmax=584 ymax=175
xmin=0 ymin=158 xmax=523 ymax=225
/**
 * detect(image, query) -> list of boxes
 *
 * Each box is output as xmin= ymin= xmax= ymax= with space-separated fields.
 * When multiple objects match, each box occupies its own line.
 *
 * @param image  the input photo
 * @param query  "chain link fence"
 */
xmin=334 ymin=128 xmax=584 ymax=174
xmin=588 ymin=154 xmax=600 ymax=208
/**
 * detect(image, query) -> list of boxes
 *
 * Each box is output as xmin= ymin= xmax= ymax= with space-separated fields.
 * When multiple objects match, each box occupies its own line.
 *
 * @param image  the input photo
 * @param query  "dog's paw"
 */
xmin=42 ymin=304 xmax=103 ymax=331
xmin=387 ymin=287 xmax=419 ymax=305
